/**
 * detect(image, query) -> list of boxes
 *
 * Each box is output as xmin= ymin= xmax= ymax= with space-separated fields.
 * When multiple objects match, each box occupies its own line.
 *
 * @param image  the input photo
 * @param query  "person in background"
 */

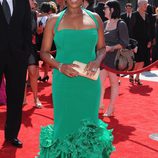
xmin=83 ymin=0 xmax=95 ymax=12
xmin=0 ymin=0 xmax=32 ymax=147
xmin=0 ymin=76 xmax=6 ymax=105
xmin=145 ymin=4 xmax=156 ymax=66
xmin=36 ymin=2 xmax=58 ymax=82
xmin=146 ymin=4 xmax=156 ymax=64
xmin=121 ymin=3 xmax=135 ymax=37
xmin=94 ymin=0 xmax=108 ymax=22
xmin=131 ymin=0 xmax=152 ymax=85
xmin=152 ymin=7 xmax=158 ymax=62
xmin=36 ymin=2 xmax=51 ymax=54
xmin=56 ymin=0 xmax=66 ymax=13
xmin=100 ymin=0 xmax=129 ymax=116
xmin=121 ymin=3 xmax=136 ymax=83
xmin=49 ymin=1 xmax=58 ymax=14
xmin=24 ymin=0 xmax=42 ymax=108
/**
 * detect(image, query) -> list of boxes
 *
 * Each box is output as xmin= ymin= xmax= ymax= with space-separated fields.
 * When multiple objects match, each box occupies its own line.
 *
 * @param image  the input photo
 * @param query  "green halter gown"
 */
xmin=38 ymin=8 xmax=114 ymax=158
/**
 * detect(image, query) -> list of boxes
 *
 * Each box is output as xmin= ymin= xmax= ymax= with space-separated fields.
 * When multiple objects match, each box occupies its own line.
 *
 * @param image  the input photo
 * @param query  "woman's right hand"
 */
xmin=59 ymin=64 xmax=79 ymax=77
xmin=106 ymin=46 xmax=114 ymax=52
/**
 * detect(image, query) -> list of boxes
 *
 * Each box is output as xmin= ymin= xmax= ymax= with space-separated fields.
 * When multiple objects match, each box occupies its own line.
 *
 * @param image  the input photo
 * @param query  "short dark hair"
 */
xmin=106 ymin=0 xmax=121 ymax=19
xmin=40 ymin=2 xmax=51 ymax=13
xmin=85 ymin=0 xmax=95 ymax=5
xmin=125 ymin=3 xmax=133 ymax=8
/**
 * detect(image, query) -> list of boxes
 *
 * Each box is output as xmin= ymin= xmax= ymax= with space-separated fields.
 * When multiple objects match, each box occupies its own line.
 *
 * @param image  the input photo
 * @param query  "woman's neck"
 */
xmin=66 ymin=7 xmax=83 ymax=17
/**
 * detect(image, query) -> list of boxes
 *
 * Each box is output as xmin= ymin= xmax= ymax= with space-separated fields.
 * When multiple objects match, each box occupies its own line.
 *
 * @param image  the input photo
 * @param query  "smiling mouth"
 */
xmin=70 ymin=0 xmax=78 ymax=3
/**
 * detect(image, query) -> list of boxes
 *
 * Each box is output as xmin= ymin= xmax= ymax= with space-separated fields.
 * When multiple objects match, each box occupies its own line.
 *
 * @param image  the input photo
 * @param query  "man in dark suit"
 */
xmin=0 ymin=0 xmax=32 ymax=147
xmin=121 ymin=3 xmax=136 ymax=83
xmin=121 ymin=3 xmax=135 ymax=37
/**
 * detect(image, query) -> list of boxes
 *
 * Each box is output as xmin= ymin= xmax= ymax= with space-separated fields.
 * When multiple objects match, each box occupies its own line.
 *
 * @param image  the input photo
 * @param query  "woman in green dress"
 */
xmin=38 ymin=0 xmax=114 ymax=157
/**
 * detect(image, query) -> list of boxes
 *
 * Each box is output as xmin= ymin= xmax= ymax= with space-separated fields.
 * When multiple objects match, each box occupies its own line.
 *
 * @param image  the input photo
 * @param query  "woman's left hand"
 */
xmin=84 ymin=60 xmax=100 ymax=77
xmin=106 ymin=46 xmax=114 ymax=52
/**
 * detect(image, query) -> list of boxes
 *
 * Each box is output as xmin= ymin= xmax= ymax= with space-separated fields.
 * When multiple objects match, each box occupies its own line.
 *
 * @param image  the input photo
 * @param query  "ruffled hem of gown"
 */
xmin=36 ymin=119 xmax=115 ymax=158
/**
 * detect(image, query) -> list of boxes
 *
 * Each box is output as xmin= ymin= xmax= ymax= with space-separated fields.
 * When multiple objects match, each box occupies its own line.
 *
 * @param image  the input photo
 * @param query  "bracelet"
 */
xmin=58 ymin=63 xmax=63 ymax=72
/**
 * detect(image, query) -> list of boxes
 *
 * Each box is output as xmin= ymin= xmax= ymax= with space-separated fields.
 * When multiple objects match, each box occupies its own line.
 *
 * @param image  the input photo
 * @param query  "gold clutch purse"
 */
xmin=72 ymin=61 xmax=100 ymax=80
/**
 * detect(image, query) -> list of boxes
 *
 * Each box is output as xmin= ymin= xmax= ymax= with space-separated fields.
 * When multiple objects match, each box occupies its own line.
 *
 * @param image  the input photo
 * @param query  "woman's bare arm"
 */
xmin=94 ymin=13 xmax=107 ymax=65
xmin=40 ymin=14 xmax=79 ymax=77
xmin=40 ymin=15 xmax=60 ymax=70
xmin=85 ymin=13 xmax=106 ymax=76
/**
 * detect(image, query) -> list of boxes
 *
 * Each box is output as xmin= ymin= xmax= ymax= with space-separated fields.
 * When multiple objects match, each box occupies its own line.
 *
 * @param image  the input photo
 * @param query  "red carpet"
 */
xmin=0 ymin=70 xmax=158 ymax=158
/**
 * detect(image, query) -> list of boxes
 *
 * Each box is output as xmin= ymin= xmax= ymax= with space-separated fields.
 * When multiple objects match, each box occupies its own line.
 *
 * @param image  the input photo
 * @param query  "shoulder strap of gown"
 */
xmin=54 ymin=9 xmax=67 ymax=33
xmin=54 ymin=8 xmax=99 ymax=32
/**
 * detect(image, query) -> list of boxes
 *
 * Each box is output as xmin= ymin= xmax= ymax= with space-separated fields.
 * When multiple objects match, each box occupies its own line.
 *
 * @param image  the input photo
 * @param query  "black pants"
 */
xmin=152 ymin=44 xmax=158 ymax=62
xmin=0 ymin=51 xmax=27 ymax=139
xmin=144 ymin=48 xmax=151 ymax=67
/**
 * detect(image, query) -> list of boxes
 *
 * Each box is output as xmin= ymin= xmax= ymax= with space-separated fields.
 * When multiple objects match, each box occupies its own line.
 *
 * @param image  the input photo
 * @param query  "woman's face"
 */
xmin=66 ymin=0 xmax=83 ymax=8
xmin=103 ymin=5 xmax=111 ymax=19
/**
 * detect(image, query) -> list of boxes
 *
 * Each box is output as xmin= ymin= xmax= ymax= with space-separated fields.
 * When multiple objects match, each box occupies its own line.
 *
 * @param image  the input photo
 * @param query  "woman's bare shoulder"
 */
xmin=92 ymin=12 xmax=101 ymax=19
xmin=47 ymin=11 xmax=65 ymax=26
xmin=91 ymin=12 xmax=103 ymax=24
